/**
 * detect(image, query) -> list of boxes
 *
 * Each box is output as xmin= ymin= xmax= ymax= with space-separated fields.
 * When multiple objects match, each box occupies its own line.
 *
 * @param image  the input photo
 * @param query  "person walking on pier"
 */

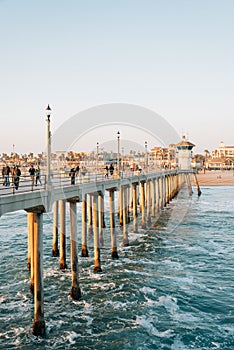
xmin=2 ymin=166 xmax=7 ymax=186
xmin=2 ymin=165 xmax=10 ymax=186
xmin=13 ymin=166 xmax=21 ymax=190
xmin=35 ymin=165 xmax=41 ymax=186
xmin=29 ymin=164 xmax=35 ymax=188
xmin=69 ymin=166 xmax=76 ymax=185
xmin=105 ymin=165 xmax=109 ymax=178
xmin=109 ymin=163 xmax=114 ymax=176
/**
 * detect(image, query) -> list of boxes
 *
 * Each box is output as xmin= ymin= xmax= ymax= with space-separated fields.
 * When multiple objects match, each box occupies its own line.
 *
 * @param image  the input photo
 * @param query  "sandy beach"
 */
xmin=193 ymin=170 xmax=234 ymax=186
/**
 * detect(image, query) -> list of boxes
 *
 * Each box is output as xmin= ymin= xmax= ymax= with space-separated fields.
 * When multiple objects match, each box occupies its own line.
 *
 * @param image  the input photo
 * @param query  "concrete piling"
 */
xmin=87 ymin=194 xmax=93 ymax=234
xmin=27 ymin=212 xmax=34 ymax=271
xmin=52 ymin=201 xmax=59 ymax=257
xmin=109 ymin=189 xmax=119 ymax=259
xmin=69 ymin=199 xmax=82 ymax=300
xmin=81 ymin=194 xmax=89 ymax=257
xmin=140 ymin=181 xmax=146 ymax=229
xmin=93 ymin=194 xmax=102 ymax=272
xmin=59 ymin=200 xmax=67 ymax=270
xmin=146 ymin=181 xmax=151 ymax=226
xmin=98 ymin=192 xmax=104 ymax=247
xmin=32 ymin=209 xmax=45 ymax=336
xmin=132 ymin=183 xmax=138 ymax=233
xmin=122 ymin=186 xmax=129 ymax=246
xmin=194 ymin=173 xmax=202 ymax=196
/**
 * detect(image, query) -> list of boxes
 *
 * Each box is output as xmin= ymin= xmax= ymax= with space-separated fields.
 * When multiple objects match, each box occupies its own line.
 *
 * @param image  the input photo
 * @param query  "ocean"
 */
xmin=0 ymin=186 xmax=234 ymax=349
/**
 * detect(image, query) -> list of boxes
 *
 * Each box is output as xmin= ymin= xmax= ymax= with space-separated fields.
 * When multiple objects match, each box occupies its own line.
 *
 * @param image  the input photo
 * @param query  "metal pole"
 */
xmin=96 ymin=142 xmax=99 ymax=174
xmin=145 ymin=141 xmax=148 ymax=171
xmin=46 ymin=105 xmax=51 ymax=189
xmin=117 ymin=131 xmax=120 ymax=175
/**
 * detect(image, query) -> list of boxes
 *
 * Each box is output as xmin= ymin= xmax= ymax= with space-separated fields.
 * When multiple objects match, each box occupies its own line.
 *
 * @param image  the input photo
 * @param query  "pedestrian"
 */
xmin=105 ymin=165 xmax=109 ymax=178
xmin=75 ymin=165 xmax=80 ymax=176
xmin=29 ymin=164 xmax=35 ymax=187
xmin=5 ymin=165 xmax=10 ymax=186
xmin=69 ymin=166 xmax=76 ymax=185
xmin=2 ymin=166 xmax=7 ymax=186
xmin=14 ymin=166 xmax=21 ymax=190
xmin=35 ymin=166 xmax=41 ymax=186
xmin=109 ymin=163 xmax=114 ymax=176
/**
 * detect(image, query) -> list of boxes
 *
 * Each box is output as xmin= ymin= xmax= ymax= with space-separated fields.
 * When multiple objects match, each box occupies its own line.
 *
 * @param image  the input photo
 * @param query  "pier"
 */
xmin=0 ymin=168 xmax=199 ymax=336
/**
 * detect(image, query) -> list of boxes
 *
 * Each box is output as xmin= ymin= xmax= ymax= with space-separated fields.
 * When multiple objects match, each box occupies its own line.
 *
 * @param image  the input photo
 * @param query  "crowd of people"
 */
xmin=1 ymin=164 xmax=41 ymax=190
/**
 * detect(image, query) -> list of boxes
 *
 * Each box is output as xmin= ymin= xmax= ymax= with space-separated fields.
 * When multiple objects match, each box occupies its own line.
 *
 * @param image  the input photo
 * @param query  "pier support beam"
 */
xmin=69 ymin=198 xmax=82 ymax=300
xmin=52 ymin=201 xmax=59 ymax=257
xmin=119 ymin=187 xmax=123 ymax=226
xmin=27 ymin=212 xmax=34 ymax=271
xmin=151 ymin=180 xmax=156 ymax=217
xmin=32 ymin=208 xmax=45 ymax=336
xmin=186 ymin=174 xmax=193 ymax=196
xmin=109 ymin=189 xmax=119 ymax=259
xmin=140 ymin=181 xmax=146 ymax=229
xmin=98 ymin=192 xmax=104 ymax=247
xmin=93 ymin=194 xmax=102 ymax=272
xmin=59 ymin=200 xmax=67 ymax=270
xmin=123 ymin=186 xmax=129 ymax=246
xmin=81 ymin=194 xmax=89 ymax=257
xmin=87 ymin=194 xmax=93 ymax=234
xmin=132 ymin=183 xmax=138 ymax=233
xmin=146 ymin=181 xmax=151 ymax=226
xmin=155 ymin=178 xmax=159 ymax=213
xmin=193 ymin=173 xmax=202 ymax=196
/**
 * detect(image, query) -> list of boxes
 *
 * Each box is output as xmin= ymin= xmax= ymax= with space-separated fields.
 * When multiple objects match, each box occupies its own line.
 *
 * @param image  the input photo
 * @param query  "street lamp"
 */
xmin=145 ymin=141 xmax=148 ymax=170
xmin=96 ymin=142 xmax=99 ymax=173
xmin=46 ymin=104 xmax=52 ymax=189
xmin=117 ymin=131 xmax=120 ymax=175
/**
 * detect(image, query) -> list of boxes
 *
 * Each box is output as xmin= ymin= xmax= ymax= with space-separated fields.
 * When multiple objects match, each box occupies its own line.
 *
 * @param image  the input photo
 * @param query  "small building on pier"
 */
xmin=176 ymin=136 xmax=195 ymax=170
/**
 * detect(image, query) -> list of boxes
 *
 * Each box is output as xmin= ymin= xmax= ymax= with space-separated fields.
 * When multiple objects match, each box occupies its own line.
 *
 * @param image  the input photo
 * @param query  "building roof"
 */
xmin=176 ymin=135 xmax=195 ymax=148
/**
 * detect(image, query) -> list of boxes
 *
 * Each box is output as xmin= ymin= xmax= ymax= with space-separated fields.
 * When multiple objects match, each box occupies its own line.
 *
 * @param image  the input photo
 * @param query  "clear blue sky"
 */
xmin=0 ymin=0 xmax=233 ymax=155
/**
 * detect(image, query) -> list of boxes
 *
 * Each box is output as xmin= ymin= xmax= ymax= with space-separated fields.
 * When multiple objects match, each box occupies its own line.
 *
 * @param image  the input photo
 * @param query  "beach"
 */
xmin=193 ymin=170 xmax=234 ymax=186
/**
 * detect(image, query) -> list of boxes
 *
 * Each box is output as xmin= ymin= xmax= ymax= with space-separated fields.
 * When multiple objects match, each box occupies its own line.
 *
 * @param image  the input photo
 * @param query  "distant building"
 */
xmin=212 ymin=141 xmax=234 ymax=158
xmin=206 ymin=142 xmax=234 ymax=170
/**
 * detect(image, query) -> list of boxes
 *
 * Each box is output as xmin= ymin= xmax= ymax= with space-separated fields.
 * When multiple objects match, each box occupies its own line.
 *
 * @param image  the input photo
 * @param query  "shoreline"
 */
xmin=192 ymin=170 xmax=234 ymax=186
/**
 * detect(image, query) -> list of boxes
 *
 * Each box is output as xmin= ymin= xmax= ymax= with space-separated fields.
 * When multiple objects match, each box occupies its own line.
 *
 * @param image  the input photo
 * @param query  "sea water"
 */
xmin=0 ymin=186 xmax=233 ymax=349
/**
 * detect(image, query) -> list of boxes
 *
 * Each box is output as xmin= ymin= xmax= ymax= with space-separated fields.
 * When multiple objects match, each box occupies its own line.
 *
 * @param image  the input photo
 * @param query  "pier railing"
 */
xmin=0 ymin=169 xmax=157 ymax=196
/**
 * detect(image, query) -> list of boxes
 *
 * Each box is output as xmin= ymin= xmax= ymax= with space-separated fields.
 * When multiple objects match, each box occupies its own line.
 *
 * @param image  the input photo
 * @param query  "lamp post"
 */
xmin=122 ymin=147 xmax=124 ymax=171
xmin=46 ymin=104 xmax=52 ymax=189
xmin=96 ymin=142 xmax=99 ymax=173
xmin=117 ymin=131 xmax=120 ymax=175
xmin=145 ymin=141 xmax=148 ymax=171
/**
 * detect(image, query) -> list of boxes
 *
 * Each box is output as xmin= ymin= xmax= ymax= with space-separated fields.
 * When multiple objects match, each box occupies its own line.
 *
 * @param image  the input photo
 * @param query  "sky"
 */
xmin=0 ymin=0 xmax=233 ymax=156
